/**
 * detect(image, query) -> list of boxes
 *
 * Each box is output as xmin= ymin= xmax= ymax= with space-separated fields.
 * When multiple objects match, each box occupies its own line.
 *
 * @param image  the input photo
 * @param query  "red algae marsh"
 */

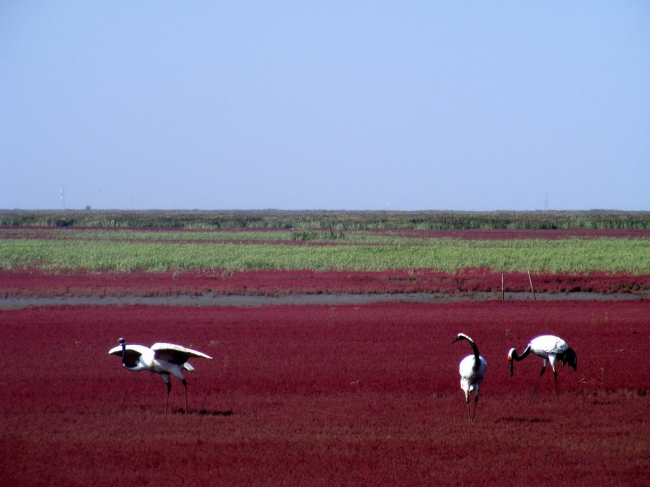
xmin=1 ymin=301 xmax=649 ymax=486
xmin=2 ymin=217 xmax=649 ymax=485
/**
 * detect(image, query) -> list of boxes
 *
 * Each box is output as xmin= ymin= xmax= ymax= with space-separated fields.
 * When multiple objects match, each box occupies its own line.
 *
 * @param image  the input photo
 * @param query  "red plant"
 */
xmin=2 ymin=268 xmax=649 ymax=299
xmin=366 ymin=228 xmax=650 ymax=240
xmin=4 ymin=225 xmax=650 ymax=240
xmin=1 ymin=301 xmax=649 ymax=485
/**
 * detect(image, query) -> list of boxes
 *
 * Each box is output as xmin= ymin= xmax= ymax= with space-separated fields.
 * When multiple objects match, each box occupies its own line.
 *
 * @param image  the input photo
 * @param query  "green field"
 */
xmin=3 ymin=211 xmax=649 ymax=274
xmin=2 ymin=234 xmax=649 ymax=273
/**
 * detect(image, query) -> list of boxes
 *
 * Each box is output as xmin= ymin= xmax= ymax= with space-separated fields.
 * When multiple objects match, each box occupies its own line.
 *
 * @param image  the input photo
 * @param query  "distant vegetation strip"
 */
xmin=1 ymin=238 xmax=648 ymax=273
xmin=2 ymin=209 xmax=650 ymax=230
xmin=2 ymin=227 xmax=649 ymax=245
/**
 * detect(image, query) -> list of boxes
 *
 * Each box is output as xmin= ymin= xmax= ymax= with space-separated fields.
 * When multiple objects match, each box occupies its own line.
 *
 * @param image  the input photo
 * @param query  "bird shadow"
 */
xmin=495 ymin=416 xmax=551 ymax=424
xmin=171 ymin=408 xmax=234 ymax=416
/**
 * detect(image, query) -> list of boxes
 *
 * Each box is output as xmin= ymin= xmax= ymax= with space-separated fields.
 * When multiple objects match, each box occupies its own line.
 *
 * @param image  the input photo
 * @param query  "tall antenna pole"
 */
xmin=61 ymin=185 xmax=65 ymax=209
xmin=544 ymin=192 xmax=548 ymax=211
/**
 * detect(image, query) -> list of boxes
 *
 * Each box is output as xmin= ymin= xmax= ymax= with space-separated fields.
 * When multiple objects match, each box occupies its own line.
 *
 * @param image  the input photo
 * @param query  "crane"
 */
xmin=451 ymin=333 xmax=487 ymax=424
xmin=507 ymin=335 xmax=577 ymax=405
xmin=109 ymin=338 xmax=212 ymax=413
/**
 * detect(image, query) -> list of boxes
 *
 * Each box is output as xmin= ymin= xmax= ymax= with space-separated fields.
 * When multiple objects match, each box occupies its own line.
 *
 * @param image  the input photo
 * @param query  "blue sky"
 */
xmin=1 ymin=1 xmax=648 ymax=211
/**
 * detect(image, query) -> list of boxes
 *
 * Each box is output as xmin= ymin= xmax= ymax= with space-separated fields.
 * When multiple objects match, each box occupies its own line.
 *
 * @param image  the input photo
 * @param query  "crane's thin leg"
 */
xmin=553 ymin=370 xmax=559 ymax=405
xmin=528 ymin=366 xmax=546 ymax=405
xmin=467 ymin=399 xmax=471 ymax=424
xmin=165 ymin=382 xmax=171 ymax=414
xmin=472 ymin=397 xmax=478 ymax=423
xmin=182 ymin=379 xmax=188 ymax=413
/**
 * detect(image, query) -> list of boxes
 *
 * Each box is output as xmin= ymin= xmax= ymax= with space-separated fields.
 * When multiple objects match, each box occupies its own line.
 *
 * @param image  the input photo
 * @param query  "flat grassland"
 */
xmin=2 ymin=226 xmax=650 ymax=273
xmin=2 ymin=225 xmax=650 ymax=298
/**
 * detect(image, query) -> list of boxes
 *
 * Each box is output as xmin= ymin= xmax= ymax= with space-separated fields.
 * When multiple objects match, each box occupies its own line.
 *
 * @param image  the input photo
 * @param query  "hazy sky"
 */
xmin=1 ymin=2 xmax=648 ymax=211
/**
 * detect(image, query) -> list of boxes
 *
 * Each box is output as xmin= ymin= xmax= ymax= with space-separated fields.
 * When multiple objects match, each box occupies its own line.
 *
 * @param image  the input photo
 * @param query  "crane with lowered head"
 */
xmin=508 ymin=335 xmax=577 ymax=405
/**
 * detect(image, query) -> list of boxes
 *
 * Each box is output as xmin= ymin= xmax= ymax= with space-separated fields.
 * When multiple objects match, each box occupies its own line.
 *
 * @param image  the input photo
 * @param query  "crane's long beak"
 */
xmin=451 ymin=337 xmax=461 ymax=344
xmin=508 ymin=357 xmax=514 ymax=378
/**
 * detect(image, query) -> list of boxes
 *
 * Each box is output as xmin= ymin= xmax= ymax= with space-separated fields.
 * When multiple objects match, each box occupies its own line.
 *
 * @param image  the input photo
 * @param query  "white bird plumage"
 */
xmin=108 ymin=338 xmax=212 ymax=413
xmin=451 ymin=333 xmax=487 ymax=424
xmin=507 ymin=334 xmax=577 ymax=405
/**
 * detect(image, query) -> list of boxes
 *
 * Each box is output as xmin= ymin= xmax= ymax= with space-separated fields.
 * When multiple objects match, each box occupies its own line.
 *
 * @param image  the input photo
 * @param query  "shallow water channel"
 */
xmin=0 ymin=291 xmax=643 ymax=309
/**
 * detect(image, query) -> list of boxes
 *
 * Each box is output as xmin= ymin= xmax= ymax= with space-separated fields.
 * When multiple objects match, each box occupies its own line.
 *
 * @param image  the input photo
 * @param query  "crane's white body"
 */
xmin=108 ymin=343 xmax=210 ymax=382
xmin=524 ymin=335 xmax=570 ymax=372
xmin=452 ymin=333 xmax=487 ymax=423
xmin=109 ymin=340 xmax=212 ymax=412
xmin=458 ymin=353 xmax=487 ymax=403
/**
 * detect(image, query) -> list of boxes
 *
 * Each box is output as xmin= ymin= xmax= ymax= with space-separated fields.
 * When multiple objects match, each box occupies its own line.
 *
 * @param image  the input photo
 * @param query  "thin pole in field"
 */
xmin=501 ymin=273 xmax=504 ymax=301
xmin=528 ymin=270 xmax=536 ymax=301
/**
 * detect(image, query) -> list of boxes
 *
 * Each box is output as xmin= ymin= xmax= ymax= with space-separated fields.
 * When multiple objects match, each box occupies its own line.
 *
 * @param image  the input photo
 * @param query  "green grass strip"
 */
xmin=1 ymin=238 xmax=649 ymax=273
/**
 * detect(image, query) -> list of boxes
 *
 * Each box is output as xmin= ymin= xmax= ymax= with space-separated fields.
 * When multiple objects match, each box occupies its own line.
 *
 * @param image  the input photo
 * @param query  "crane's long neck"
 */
xmin=467 ymin=339 xmax=481 ymax=370
xmin=510 ymin=344 xmax=532 ymax=362
xmin=508 ymin=343 xmax=531 ymax=378
xmin=120 ymin=340 xmax=128 ymax=366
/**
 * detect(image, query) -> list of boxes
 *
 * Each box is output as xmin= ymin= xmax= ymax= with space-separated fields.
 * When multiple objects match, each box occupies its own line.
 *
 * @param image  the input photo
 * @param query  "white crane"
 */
xmin=109 ymin=338 xmax=212 ymax=413
xmin=451 ymin=333 xmax=487 ymax=424
xmin=507 ymin=335 xmax=577 ymax=405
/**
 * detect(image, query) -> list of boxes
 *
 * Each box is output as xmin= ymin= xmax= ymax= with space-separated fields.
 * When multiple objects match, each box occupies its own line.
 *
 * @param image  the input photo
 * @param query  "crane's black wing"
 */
xmin=108 ymin=345 xmax=145 ymax=367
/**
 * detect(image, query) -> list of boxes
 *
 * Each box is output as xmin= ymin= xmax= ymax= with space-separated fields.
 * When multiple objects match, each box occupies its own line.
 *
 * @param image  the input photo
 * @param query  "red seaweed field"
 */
xmin=366 ymin=228 xmax=650 ymax=240
xmin=1 ymin=301 xmax=649 ymax=486
xmin=2 ymin=268 xmax=649 ymax=298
